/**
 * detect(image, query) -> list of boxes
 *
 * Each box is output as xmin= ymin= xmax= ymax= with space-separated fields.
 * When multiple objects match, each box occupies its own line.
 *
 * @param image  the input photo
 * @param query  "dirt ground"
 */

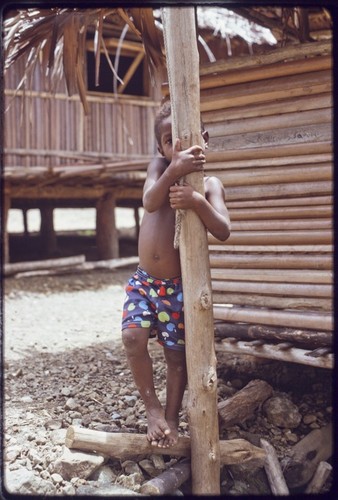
xmin=2 ymin=211 xmax=334 ymax=496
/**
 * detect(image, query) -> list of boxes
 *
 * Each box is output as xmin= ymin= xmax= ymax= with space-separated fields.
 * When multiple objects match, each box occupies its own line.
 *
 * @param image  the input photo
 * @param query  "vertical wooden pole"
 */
xmin=3 ymin=191 xmax=11 ymax=264
xmin=40 ymin=206 xmax=57 ymax=256
xmin=96 ymin=192 xmax=119 ymax=260
xmin=162 ymin=7 xmax=220 ymax=495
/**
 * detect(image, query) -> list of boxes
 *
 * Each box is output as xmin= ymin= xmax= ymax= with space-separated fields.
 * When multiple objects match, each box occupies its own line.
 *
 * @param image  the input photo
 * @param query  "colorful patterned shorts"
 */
xmin=121 ymin=267 xmax=185 ymax=351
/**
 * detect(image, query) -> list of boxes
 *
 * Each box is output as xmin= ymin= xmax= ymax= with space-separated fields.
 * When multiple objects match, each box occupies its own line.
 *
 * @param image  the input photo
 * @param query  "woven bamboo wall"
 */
xmin=201 ymin=43 xmax=333 ymax=332
xmin=4 ymin=59 xmax=158 ymax=169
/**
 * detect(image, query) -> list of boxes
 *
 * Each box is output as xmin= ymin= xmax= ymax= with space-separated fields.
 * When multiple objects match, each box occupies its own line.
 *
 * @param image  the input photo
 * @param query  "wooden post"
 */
xmin=40 ymin=206 xmax=57 ymax=256
xmin=3 ymin=192 xmax=11 ymax=264
xmin=96 ymin=192 xmax=119 ymax=260
xmin=162 ymin=7 xmax=220 ymax=494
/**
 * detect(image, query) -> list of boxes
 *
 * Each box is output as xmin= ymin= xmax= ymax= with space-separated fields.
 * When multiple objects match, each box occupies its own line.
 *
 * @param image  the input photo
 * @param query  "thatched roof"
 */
xmin=4 ymin=6 xmax=332 ymax=110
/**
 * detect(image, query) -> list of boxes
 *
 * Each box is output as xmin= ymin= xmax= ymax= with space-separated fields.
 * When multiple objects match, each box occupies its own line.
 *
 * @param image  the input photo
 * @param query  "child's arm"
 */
xmin=143 ymin=140 xmax=206 ymax=213
xmin=169 ymin=176 xmax=231 ymax=241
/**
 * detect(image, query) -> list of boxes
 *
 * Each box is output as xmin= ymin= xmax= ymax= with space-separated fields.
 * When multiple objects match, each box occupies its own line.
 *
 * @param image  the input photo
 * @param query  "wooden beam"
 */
xmin=3 ymin=193 xmax=11 ymax=264
xmin=162 ymin=7 xmax=220 ymax=495
xmin=118 ymin=51 xmax=145 ymax=93
xmin=96 ymin=192 xmax=119 ymax=259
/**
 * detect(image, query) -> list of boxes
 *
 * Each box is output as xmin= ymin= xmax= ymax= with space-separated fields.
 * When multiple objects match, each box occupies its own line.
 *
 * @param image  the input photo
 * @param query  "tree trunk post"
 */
xmin=96 ymin=192 xmax=119 ymax=260
xmin=3 ymin=192 xmax=11 ymax=264
xmin=40 ymin=206 xmax=57 ymax=256
xmin=162 ymin=7 xmax=220 ymax=495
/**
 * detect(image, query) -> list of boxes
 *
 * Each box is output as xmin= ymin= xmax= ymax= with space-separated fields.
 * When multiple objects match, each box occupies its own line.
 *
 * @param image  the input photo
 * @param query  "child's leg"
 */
xmin=161 ymin=347 xmax=187 ymax=447
xmin=122 ymin=327 xmax=171 ymax=445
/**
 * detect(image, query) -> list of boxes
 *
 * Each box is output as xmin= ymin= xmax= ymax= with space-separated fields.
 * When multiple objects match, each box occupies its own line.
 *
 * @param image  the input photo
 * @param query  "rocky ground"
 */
xmin=2 ymin=231 xmax=334 ymax=497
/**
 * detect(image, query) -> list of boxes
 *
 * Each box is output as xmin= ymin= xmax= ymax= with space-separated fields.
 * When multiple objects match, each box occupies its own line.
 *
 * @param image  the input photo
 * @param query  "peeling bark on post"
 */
xmin=162 ymin=7 xmax=220 ymax=494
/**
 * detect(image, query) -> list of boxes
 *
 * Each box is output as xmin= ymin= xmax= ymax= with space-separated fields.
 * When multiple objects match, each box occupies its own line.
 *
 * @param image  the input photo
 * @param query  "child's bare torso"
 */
xmin=138 ymin=201 xmax=181 ymax=279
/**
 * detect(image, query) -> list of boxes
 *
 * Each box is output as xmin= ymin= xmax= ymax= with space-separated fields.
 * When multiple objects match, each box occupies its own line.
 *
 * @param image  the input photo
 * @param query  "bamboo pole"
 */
xmin=211 ymin=281 xmax=332 ymax=298
xmin=209 ymin=230 xmax=332 ymax=246
xmin=228 ymin=205 xmax=332 ymax=220
xmin=212 ymin=293 xmax=331 ymax=312
xmin=211 ymin=268 xmax=332 ymax=284
xmin=213 ymin=305 xmax=333 ymax=331
xmin=162 ymin=7 xmax=220 ymax=494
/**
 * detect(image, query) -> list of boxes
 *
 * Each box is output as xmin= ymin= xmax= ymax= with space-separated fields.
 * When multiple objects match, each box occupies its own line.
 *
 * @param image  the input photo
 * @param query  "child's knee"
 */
xmin=122 ymin=328 xmax=147 ymax=352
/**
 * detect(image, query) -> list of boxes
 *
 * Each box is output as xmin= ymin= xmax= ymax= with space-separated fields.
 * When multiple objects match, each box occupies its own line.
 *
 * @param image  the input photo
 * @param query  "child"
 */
xmin=121 ymin=100 xmax=230 ymax=448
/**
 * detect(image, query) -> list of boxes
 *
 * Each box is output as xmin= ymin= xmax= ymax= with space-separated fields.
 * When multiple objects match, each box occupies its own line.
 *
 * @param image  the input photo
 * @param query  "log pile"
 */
xmin=199 ymin=40 xmax=333 ymax=363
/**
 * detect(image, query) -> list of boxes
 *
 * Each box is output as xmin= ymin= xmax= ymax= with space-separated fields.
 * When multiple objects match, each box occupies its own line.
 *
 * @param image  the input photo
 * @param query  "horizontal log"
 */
xmin=213 ymin=292 xmax=331 ymax=312
xmin=202 ymin=93 xmax=332 ymax=124
xmin=211 ymin=268 xmax=332 ymax=284
xmin=214 ymin=323 xmax=333 ymax=349
xmin=209 ymin=253 xmax=332 ymax=270
xmin=205 ymin=141 xmax=331 ymax=163
xmin=65 ymin=427 xmax=266 ymax=465
xmin=12 ymin=256 xmax=140 ymax=278
xmin=209 ymin=230 xmax=332 ymax=246
xmin=212 ymin=280 xmax=332 ymax=298
xmin=199 ymin=40 xmax=331 ymax=76
xmin=199 ymin=55 xmax=332 ymax=91
xmin=211 ymin=165 xmax=332 ymax=187
xmin=209 ymin=244 xmax=332 ymax=253
xmin=207 ymin=108 xmax=331 ymax=138
xmin=213 ymin=305 xmax=333 ymax=331
xmin=215 ymin=339 xmax=333 ymax=369
xmin=230 ymin=219 xmax=331 ymax=231
xmin=223 ymin=181 xmax=332 ymax=202
xmin=200 ymin=70 xmax=332 ymax=110
xmin=208 ymin=123 xmax=331 ymax=153
xmin=225 ymin=195 xmax=332 ymax=209
xmin=4 ymin=254 xmax=86 ymax=276
xmin=228 ymin=205 xmax=332 ymax=221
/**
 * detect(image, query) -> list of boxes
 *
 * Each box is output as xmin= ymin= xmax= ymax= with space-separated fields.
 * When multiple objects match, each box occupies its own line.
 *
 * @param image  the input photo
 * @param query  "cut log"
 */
xmin=140 ymin=459 xmax=191 ymax=495
xmin=65 ymin=427 xmax=265 ymax=465
xmin=282 ymin=423 xmax=333 ymax=488
xmin=260 ymin=438 xmax=289 ymax=495
xmin=305 ymin=461 xmax=332 ymax=494
xmin=218 ymin=379 xmax=273 ymax=428
xmin=214 ymin=323 xmax=333 ymax=349
xmin=4 ymin=254 xmax=86 ymax=276
xmin=9 ymin=256 xmax=140 ymax=279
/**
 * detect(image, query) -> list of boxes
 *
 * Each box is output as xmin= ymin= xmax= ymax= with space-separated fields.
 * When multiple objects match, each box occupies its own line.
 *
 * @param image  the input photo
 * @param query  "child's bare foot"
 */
xmin=146 ymin=407 xmax=171 ymax=446
xmin=156 ymin=419 xmax=179 ymax=448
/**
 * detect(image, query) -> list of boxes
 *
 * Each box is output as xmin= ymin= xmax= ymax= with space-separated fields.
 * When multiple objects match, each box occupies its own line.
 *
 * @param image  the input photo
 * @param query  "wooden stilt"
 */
xmin=96 ymin=192 xmax=119 ymax=260
xmin=3 ymin=192 xmax=11 ymax=264
xmin=40 ymin=206 xmax=57 ymax=256
xmin=162 ymin=7 xmax=220 ymax=494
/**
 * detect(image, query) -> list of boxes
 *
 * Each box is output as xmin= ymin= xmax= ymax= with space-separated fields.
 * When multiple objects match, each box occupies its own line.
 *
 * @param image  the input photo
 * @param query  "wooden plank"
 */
xmin=162 ymin=7 xmax=220 ymax=494
xmin=213 ymin=305 xmax=333 ymax=331
xmin=226 ymin=195 xmax=332 ymax=209
xmin=208 ymin=244 xmax=332 ymax=253
xmin=230 ymin=219 xmax=331 ymax=231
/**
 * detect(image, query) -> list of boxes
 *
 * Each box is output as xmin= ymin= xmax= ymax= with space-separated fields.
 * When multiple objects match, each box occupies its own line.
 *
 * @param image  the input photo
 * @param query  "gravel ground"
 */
xmin=2 ymin=227 xmax=334 ymax=496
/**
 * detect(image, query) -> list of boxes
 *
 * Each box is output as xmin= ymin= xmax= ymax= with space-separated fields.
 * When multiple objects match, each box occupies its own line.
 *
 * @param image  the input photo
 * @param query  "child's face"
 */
xmin=157 ymin=114 xmax=209 ymax=161
xmin=157 ymin=115 xmax=173 ymax=162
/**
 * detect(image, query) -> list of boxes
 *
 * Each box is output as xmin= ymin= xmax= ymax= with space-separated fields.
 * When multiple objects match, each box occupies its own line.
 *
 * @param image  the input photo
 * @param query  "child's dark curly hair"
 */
xmin=154 ymin=99 xmax=171 ymax=145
